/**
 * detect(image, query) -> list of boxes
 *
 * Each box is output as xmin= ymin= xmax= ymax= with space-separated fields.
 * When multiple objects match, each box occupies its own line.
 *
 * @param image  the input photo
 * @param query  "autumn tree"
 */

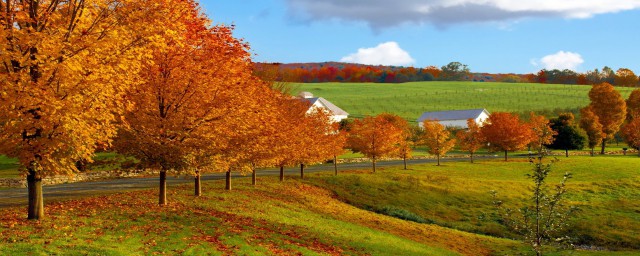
xmin=378 ymin=113 xmax=413 ymax=170
xmin=295 ymin=108 xmax=336 ymax=179
xmin=456 ymin=119 xmax=485 ymax=163
xmin=115 ymin=5 xmax=261 ymax=203
xmin=614 ymin=68 xmax=639 ymax=87
xmin=527 ymin=113 xmax=557 ymax=155
xmin=585 ymin=83 xmax=627 ymax=154
xmin=626 ymin=89 xmax=640 ymax=120
xmin=325 ymin=124 xmax=347 ymax=175
xmin=579 ymin=108 xmax=604 ymax=156
xmin=0 ymin=0 xmax=163 ymax=219
xmin=621 ymin=118 xmax=640 ymax=156
xmin=347 ymin=114 xmax=404 ymax=172
xmin=548 ymin=113 xmax=585 ymax=157
xmin=420 ymin=121 xmax=456 ymax=166
xmin=481 ymin=112 xmax=532 ymax=161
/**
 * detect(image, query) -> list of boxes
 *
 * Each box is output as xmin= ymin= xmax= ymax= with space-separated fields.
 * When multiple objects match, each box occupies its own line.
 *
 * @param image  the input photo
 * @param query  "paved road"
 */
xmin=0 ymin=156 xmax=499 ymax=208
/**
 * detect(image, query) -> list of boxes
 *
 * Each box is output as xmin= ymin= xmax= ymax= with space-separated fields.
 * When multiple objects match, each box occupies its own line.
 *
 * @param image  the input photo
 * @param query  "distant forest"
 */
xmin=254 ymin=62 xmax=640 ymax=87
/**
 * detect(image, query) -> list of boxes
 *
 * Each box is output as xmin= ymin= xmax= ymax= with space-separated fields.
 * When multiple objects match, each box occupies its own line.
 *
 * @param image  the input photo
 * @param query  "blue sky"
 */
xmin=199 ymin=0 xmax=640 ymax=74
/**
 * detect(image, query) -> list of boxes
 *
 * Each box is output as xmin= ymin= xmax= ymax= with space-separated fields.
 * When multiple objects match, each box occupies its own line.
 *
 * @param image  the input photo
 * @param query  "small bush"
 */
xmin=377 ymin=206 xmax=428 ymax=224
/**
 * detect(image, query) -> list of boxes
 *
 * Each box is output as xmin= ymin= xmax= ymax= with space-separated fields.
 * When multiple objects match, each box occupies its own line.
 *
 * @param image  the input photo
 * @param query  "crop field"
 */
xmin=297 ymin=82 xmax=637 ymax=122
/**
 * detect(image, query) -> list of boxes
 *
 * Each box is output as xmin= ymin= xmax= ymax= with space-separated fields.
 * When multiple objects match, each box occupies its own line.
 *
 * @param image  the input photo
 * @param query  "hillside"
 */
xmin=296 ymin=81 xmax=636 ymax=122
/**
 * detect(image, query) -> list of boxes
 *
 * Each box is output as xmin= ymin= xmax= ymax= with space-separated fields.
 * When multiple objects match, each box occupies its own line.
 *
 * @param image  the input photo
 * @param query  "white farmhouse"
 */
xmin=298 ymin=92 xmax=349 ymax=123
xmin=417 ymin=109 xmax=490 ymax=128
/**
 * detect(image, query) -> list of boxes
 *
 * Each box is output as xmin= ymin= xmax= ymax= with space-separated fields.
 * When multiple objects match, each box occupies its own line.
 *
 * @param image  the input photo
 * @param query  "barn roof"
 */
xmin=301 ymin=97 xmax=349 ymax=116
xmin=417 ymin=109 xmax=489 ymax=122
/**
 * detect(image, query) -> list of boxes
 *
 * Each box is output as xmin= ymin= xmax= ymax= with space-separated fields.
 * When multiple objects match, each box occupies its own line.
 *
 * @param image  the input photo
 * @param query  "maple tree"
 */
xmin=621 ymin=118 xmax=640 ymax=156
xmin=548 ymin=113 xmax=585 ymax=157
xmin=420 ymin=121 xmax=456 ymax=166
xmin=347 ymin=114 xmax=404 ymax=172
xmin=295 ymin=108 xmax=336 ymax=179
xmin=527 ymin=113 xmax=557 ymax=155
xmin=456 ymin=119 xmax=485 ymax=163
xmin=324 ymin=124 xmax=347 ymax=175
xmin=480 ymin=112 xmax=532 ymax=161
xmin=579 ymin=107 xmax=604 ymax=156
xmin=114 ymin=3 xmax=260 ymax=203
xmin=626 ymin=89 xmax=640 ymax=120
xmin=586 ymin=83 xmax=627 ymax=154
xmin=0 ymin=0 xmax=165 ymax=219
xmin=377 ymin=113 xmax=413 ymax=170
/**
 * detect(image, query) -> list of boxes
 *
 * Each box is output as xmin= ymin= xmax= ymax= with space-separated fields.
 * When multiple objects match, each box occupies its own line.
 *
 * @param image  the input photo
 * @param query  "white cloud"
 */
xmin=340 ymin=42 xmax=415 ymax=66
xmin=285 ymin=0 xmax=640 ymax=29
xmin=536 ymin=51 xmax=584 ymax=71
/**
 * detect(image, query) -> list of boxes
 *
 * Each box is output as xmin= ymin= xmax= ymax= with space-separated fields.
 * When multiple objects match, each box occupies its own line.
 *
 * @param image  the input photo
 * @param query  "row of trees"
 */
xmin=346 ymin=83 xmax=640 ymax=173
xmin=0 ymin=0 xmax=347 ymax=220
xmin=535 ymin=67 xmax=640 ymax=86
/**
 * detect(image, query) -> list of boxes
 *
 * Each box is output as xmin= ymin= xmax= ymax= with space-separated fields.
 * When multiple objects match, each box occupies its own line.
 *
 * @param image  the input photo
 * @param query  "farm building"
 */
xmin=417 ymin=108 xmax=490 ymax=128
xmin=298 ymin=92 xmax=349 ymax=123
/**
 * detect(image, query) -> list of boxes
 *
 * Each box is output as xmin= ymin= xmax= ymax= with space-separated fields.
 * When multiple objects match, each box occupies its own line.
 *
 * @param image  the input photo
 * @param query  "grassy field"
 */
xmin=305 ymin=155 xmax=640 ymax=253
xmin=1 ymin=177 xmax=528 ymax=255
xmin=297 ymin=82 xmax=637 ymax=122
xmin=2 ymin=156 xmax=639 ymax=255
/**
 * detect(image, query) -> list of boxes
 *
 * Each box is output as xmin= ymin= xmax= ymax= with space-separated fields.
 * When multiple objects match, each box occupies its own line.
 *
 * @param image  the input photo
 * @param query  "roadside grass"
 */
xmin=297 ymin=81 xmax=636 ymax=122
xmin=305 ymin=155 xmax=640 ymax=252
xmin=0 ymin=177 xmax=524 ymax=256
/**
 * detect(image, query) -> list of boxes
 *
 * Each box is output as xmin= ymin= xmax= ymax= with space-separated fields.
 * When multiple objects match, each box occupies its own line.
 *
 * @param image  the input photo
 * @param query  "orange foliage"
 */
xmin=614 ymin=68 xmax=639 ymax=87
xmin=621 ymin=118 xmax=640 ymax=152
xmin=347 ymin=114 xmax=404 ymax=172
xmin=586 ymin=83 xmax=626 ymax=153
xmin=480 ymin=112 xmax=532 ymax=161
xmin=527 ymin=112 xmax=557 ymax=154
xmin=626 ymin=89 xmax=640 ymax=120
xmin=456 ymin=119 xmax=485 ymax=163
xmin=579 ymin=107 xmax=604 ymax=153
xmin=420 ymin=121 xmax=456 ymax=166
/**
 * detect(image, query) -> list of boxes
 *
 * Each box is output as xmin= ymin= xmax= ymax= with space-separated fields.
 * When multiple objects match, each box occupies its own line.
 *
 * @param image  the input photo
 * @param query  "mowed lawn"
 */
xmin=306 ymin=155 xmax=640 ymax=253
xmin=297 ymin=81 xmax=637 ymax=122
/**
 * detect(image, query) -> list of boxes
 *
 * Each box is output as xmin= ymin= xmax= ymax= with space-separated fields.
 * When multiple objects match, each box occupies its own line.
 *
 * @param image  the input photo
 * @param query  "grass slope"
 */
xmin=305 ymin=155 xmax=640 ymax=253
xmin=0 ymin=177 xmax=526 ymax=256
xmin=297 ymin=82 xmax=637 ymax=122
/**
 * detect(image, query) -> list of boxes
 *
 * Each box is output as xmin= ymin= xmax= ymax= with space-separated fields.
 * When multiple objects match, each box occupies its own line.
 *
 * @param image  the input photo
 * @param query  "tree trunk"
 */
xmin=159 ymin=170 xmax=167 ymax=205
xmin=590 ymin=147 xmax=594 ymax=156
xmin=27 ymin=169 xmax=44 ymax=220
xmin=225 ymin=169 xmax=231 ymax=190
xmin=252 ymin=169 xmax=256 ymax=185
xmin=279 ymin=166 xmax=284 ymax=181
xmin=565 ymin=149 xmax=569 ymax=158
xmin=470 ymin=151 xmax=474 ymax=163
xmin=403 ymin=156 xmax=407 ymax=170
xmin=194 ymin=171 xmax=201 ymax=197
xmin=437 ymin=154 xmax=441 ymax=166
xmin=334 ymin=155 xmax=338 ymax=175
xmin=300 ymin=163 xmax=305 ymax=179
xmin=600 ymin=140 xmax=606 ymax=155
xmin=504 ymin=150 xmax=508 ymax=161
xmin=372 ymin=157 xmax=376 ymax=173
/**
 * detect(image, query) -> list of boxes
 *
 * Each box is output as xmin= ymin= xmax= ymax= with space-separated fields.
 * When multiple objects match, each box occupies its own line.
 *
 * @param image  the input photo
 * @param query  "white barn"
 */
xmin=298 ymin=92 xmax=349 ymax=123
xmin=417 ymin=109 xmax=490 ymax=128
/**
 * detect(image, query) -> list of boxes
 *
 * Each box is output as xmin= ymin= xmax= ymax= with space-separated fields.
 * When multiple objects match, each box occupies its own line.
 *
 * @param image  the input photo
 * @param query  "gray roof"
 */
xmin=301 ymin=97 xmax=349 ymax=116
xmin=417 ymin=109 xmax=489 ymax=122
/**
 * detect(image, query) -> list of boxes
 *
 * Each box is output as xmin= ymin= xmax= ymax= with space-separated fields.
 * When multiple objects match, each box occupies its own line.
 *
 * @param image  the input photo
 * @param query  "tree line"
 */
xmin=256 ymin=62 xmax=640 ymax=87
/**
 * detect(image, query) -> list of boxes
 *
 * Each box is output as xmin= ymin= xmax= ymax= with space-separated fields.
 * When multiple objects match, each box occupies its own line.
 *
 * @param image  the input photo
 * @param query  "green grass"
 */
xmin=0 ymin=177 xmax=523 ymax=255
xmin=305 ymin=155 xmax=640 ymax=253
xmin=297 ymin=81 xmax=637 ymax=122
xmin=0 ymin=155 xmax=20 ymax=178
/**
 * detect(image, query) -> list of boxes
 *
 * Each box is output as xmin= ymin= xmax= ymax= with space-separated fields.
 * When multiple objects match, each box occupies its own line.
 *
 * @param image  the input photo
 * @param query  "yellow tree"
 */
xmin=115 ymin=6 xmax=259 ymax=203
xmin=270 ymin=96 xmax=309 ymax=181
xmin=347 ymin=114 xmax=404 ymax=172
xmin=527 ymin=113 xmax=557 ymax=156
xmin=378 ymin=113 xmax=413 ymax=170
xmin=0 ymin=0 xmax=160 ymax=219
xmin=579 ymin=107 xmax=604 ymax=156
xmin=621 ymin=117 xmax=640 ymax=156
xmin=456 ymin=119 xmax=485 ymax=163
xmin=295 ymin=108 xmax=335 ymax=179
xmin=626 ymin=89 xmax=640 ymax=120
xmin=480 ymin=112 xmax=532 ymax=161
xmin=420 ymin=121 xmax=456 ymax=166
xmin=324 ymin=123 xmax=347 ymax=175
xmin=586 ymin=83 xmax=627 ymax=154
